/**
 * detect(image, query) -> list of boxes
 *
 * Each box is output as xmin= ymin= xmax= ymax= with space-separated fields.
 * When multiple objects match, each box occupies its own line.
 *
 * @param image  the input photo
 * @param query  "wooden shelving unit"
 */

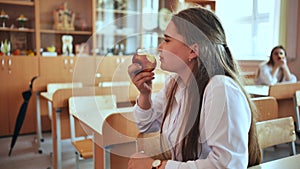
xmin=0 ymin=0 xmax=216 ymax=137
xmin=40 ymin=29 xmax=92 ymax=35
xmin=0 ymin=0 xmax=34 ymax=6
xmin=0 ymin=27 xmax=35 ymax=32
xmin=94 ymin=0 xmax=142 ymax=56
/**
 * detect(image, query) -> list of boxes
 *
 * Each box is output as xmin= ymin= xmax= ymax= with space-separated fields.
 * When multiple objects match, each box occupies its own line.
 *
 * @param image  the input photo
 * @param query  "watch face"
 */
xmin=152 ymin=159 xmax=161 ymax=167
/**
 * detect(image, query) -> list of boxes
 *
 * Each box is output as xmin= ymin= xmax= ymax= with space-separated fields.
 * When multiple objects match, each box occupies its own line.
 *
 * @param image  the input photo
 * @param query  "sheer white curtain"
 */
xmin=215 ymin=0 xmax=281 ymax=60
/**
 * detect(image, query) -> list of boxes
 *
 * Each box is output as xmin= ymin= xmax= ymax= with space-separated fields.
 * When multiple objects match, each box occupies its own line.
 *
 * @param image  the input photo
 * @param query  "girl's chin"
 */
xmin=160 ymin=64 xmax=168 ymax=71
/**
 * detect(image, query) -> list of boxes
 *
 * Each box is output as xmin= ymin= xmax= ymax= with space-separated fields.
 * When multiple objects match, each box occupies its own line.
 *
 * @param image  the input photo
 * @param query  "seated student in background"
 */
xmin=255 ymin=45 xmax=297 ymax=85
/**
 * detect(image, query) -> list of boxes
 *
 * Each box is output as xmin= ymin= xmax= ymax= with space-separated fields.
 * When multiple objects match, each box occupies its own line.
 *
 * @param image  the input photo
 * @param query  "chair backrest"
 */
xmin=99 ymin=81 xmax=130 ymax=87
xmin=69 ymin=95 xmax=117 ymax=141
xmin=269 ymin=82 xmax=300 ymax=100
xmin=256 ymin=117 xmax=296 ymax=149
xmin=293 ymin=90 xmax=300 ymax=131
xmin=47 ymin=82 xmax=83 ymax=94
xmin=102 ymin=112 xmax=139 ymax=146
xmin=251 ymin=96 xmax=278 ymax=121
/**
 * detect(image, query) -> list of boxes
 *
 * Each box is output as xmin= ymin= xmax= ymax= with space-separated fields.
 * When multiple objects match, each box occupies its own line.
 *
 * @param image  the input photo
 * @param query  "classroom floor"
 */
xmin=0 ymin=132 xmax=300 ymax=169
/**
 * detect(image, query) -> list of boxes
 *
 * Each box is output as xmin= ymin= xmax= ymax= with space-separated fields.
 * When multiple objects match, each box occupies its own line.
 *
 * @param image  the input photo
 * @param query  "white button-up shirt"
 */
xmin=133 ymin=75 xmax=251 ymax=169
xmin=255 ymin=64 xmax=297 ymax=85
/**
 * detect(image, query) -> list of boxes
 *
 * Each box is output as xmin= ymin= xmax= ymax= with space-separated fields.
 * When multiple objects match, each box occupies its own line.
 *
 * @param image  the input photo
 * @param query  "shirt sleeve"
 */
xmin=282 ymin=73 xmax=297 ymax=83
xmin=133 ymin=76 xmax=171 ymax=133
xmin=255 ymin=64 xmax=277 ymax=85
xmin=165 ymin=76 xmax=251 ymax=169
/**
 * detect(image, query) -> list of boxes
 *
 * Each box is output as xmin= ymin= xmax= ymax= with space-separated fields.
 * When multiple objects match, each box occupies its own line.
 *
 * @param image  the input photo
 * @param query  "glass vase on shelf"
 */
xmin=1 ymin=39 xmax=11 ymax=56
xmin=0 ymin=9 xmax=9 ymax=28
xmin=17 ymin=14 xmax=28 ymax=29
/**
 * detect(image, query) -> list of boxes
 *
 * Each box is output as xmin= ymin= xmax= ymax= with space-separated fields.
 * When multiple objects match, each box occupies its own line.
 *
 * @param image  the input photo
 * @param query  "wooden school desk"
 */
xmin=32 ymin=78 xmax=83 ymax=154
xmin=40 ymin=85 xmax=139 ymax=169
xmin=245 ymin=82 xmax=300 ymax=121
xmin=248 ymin=154 xmax=300 ymax=169
xmin=69 ymin=96 xmax=139 ymax=169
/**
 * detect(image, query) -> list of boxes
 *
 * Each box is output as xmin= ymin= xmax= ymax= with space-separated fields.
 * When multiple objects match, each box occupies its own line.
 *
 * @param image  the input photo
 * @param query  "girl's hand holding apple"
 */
xmin=128 ymin=49 xmax=157 ymax=95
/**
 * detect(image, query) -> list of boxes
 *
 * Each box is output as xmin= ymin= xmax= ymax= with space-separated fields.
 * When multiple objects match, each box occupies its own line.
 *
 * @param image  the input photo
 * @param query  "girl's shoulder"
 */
xmin=207 ymin=75 xmax=238 ymax=90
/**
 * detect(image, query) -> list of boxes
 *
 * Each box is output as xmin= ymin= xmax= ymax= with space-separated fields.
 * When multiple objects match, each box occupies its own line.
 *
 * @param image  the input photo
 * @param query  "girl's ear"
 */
xmin=189 ymin=43 xmax=199 ymax=60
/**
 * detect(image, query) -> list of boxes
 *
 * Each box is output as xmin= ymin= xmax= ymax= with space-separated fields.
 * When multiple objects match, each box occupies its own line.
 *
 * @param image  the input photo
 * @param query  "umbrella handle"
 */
xmin=29 ymin=76 xmax=38 ymax=90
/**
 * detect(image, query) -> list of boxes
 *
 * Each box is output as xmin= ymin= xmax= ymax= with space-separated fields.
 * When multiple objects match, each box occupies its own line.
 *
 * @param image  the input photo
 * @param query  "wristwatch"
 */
xmin=152 ymin=159 xmax=161 ymax=169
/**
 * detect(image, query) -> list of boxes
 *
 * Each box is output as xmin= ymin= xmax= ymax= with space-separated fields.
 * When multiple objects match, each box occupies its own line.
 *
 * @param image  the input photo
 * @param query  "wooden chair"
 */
xmin=69 ymin=95 xmax=117 ymax=169
xmin=293 ymin=90 xmax=300 ymax=132
xmin=268 ymin=82 xmax=300 ymax=120
xmin=251 ymin=96 xmax=278 ymax=121
xmin=102 ymin=112 xmax=139 ymax=169
xmin=46 ymin=82 xmax=83 ymax=119
xmin=256 ymin=117 xmax=297 ymax=157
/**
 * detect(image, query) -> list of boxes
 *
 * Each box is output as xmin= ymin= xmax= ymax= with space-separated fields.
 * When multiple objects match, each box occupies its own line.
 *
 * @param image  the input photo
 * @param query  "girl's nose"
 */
xmin=157 ymin=41 xmax=165 ymax=51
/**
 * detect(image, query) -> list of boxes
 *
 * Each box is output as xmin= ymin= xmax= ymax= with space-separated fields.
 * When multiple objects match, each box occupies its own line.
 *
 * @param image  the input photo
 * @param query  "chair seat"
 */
xmin=72 ymin=138 xmax=93 ymax=159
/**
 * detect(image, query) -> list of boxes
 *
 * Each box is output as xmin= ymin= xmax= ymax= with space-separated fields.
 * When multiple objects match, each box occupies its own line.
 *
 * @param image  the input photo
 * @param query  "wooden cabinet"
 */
xmin=0 ymin=0 xmax=37 ymax=56
xmin=0 ymin=0 xmax=217 ymax=136
xmin=0 ymin=56 xmax=38 ymax=136
xmin=95 ymin=56 xmax=132 ymax=84
xmin=0 ymin=57 xmax=9 ymax=135
xmin=38 ymin=57 xmax=97 ymax=89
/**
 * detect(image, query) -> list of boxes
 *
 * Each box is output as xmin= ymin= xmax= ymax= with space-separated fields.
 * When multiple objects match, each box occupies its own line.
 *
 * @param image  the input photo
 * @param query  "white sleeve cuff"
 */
xmin=165 ymin=160 xmax=180 ymax=169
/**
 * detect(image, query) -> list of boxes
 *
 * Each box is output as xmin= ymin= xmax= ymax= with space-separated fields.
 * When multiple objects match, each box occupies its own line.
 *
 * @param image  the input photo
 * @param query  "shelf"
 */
xmin=97 ymin=8 xmax=139 ymax=15
xmin=0 ymin=0 xmax=34 ymax=6
xmin=40 ymin=29 xmax=92 ymax=35
xmin=0 ymin=27 xmax=35 ymax=32
xmin=96 ymin=32 xmax=138 ymax=37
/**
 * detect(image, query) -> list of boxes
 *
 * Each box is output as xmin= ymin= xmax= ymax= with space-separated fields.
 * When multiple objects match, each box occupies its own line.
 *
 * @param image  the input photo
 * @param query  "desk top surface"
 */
xmin=248 ymin=154 xmax=300 ymax=169
xmin=244 ymin=85 xmax=269 ymax=96
xmin=40 ymin=92 xmax=53 ymax=101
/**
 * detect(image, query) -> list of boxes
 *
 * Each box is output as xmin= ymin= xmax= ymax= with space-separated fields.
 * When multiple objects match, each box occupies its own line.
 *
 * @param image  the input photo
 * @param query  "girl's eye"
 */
xmin=164 ymin=38 xmax=170 ymax=42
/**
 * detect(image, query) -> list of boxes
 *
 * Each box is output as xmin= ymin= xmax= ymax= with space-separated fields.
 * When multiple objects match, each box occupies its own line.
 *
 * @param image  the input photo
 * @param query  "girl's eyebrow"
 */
xmin=164 ymin=34 xmax=171 ymax=38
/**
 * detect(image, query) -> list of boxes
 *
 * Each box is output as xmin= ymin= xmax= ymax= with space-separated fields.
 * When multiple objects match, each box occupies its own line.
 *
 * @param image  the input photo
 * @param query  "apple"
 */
xmin=47 ymin=46 xmax=56 ymax=52
xmin=132 ymin=50 xmax=157 ymax=73
xmin=13 ymin=49 xmax=21 ymax=55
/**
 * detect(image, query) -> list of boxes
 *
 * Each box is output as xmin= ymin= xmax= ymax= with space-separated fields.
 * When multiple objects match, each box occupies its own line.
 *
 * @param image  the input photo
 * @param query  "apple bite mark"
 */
xmin=132 ymin=52 xmax=157 ymax=74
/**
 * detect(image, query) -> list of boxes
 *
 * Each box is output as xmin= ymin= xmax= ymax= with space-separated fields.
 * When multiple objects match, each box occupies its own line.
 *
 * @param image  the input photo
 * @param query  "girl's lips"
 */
xmin=159 ymin=57 xmax=163 ymax=62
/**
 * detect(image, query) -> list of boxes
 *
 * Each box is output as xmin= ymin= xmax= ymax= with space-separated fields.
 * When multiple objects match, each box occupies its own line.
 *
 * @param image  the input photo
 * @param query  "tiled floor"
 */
xmin=0 ymin=132 xmax=92 ymax=169
xmin=0 ymin=132 xmax=299 ymax=169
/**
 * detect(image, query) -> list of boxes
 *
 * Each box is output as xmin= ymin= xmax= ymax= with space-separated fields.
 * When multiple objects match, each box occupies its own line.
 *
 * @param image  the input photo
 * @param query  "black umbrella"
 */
xmin=8 ymin=76 xmax=38 ymax=156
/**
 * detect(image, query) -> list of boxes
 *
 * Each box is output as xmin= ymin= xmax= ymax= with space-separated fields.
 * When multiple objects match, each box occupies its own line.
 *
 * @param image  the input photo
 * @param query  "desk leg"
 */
xmin=94 ymin=134 xmax=104 ymax=169
xmin=104 ymin=146 xmax=111 ymax=169
xmin=52 ymin=108 xmax=62 ymax=169
xmin=293 ymin=96 xmax=300 ymax=131
xmin=48 ymin=101 xmax=53 ymax=120
xmin=36 ymin=92 xmax=43 ymax=153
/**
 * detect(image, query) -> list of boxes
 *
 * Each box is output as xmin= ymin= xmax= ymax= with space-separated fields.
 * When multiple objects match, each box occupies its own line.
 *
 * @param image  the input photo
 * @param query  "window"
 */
xmin=216 ymin=0 xmax=281 ymax=60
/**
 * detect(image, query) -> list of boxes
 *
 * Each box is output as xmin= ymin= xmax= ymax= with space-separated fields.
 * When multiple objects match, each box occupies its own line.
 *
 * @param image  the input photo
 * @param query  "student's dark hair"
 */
xmin=267 ymin=45 xmax=287 ymax=66
xmin=161 ymin=6 xmax=262 ymax=167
